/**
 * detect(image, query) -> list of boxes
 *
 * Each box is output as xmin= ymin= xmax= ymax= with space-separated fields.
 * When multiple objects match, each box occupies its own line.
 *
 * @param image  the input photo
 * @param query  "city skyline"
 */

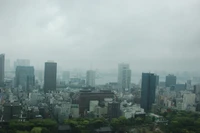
xmin=0 ymin=1 xmax=200 ymax=132
xmin=3 ymin=56 xmax=200 ymax=74
xmin=2 ymin=55 xmax=199 ymax=85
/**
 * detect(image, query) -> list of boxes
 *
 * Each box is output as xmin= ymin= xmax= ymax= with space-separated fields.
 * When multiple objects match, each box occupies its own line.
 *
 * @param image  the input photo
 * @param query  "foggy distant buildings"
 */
xmin=14 ymin=59 xmax=30 ymax=69
xmin=15 ymin=66 xmax=35 ymax=90
xmin=5 ymin=59 xmax=11 ymax=71
xmin=44 ymin=62 xmax=57 ymax=93
xmin=35 ymin=70 xmax=44 ymax=83
xmin=86 ymin=70 xmax=95 ymax=87
xmin=118 ymin=63 xmax=131 ymax=92
xmin=0 ymin=54 xmax=5 ymax=86
xmin=62 ymin=71 xmax=70 ymax=84
xmin=141 ymin=73 xmax=157 ymax=112
xmin=166 ymin=74 xmax=177 ymax=87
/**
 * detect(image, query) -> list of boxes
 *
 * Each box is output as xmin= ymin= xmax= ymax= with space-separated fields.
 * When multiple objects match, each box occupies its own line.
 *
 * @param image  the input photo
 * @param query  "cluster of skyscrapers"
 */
xmin=0 ymin=53 xmax=184 ymax=114
xmin=0 ymin=54 xmax=97 ymax=93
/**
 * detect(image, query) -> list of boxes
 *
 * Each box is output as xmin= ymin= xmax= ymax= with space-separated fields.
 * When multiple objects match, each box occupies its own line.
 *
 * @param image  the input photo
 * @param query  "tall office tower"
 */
xmin=44 ymin=62 xmax=57 ymax=93
xmin=141 ymin=73 xmax=157 ymax=112
xmin=62 ymin=71 xmax=70 ymax=84
xmin=0 ymin=54 xmax=5 ymax=86
xmin=14 ymin=59 xmax=30 ymax=69
xmin=122 ymin=69 xmax=131 ymax=91
xmin=15 ymin=66 xmax=35 ymax=90
xmin=165 ymin=74 xmax=176 ymax=87
xmin=118 ymin=63 xmax=131 ymax=92
xmin=156 ymin=75 xmax=159 ymax=87
xmin=86 ymin=70 xmax=95 ymax=87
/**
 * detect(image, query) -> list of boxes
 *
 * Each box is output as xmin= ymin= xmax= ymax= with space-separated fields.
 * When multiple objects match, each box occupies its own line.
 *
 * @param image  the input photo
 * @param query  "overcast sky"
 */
xmin=0 ymin=0 xmax=200 ymax=72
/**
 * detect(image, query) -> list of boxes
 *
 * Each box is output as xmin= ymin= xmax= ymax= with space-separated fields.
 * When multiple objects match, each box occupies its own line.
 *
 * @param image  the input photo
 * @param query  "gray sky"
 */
xmin=0 ymin=0 xmax=200 ymax=72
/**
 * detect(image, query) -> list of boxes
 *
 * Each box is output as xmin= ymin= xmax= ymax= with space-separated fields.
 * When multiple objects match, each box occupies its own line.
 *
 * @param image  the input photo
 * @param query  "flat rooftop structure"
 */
xmin=149 ymin=113 xmax=163 ymax=118
xmin=76 ymin=90 xmax=115 ymax=116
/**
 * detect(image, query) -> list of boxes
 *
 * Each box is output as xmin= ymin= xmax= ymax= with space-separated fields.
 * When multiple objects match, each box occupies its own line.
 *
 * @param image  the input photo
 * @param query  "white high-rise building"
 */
xmin=118 ymin=63 xmax=131 ymax=92
xmin=86 ymin=70 xmax=95 ymax=87
xmin=122 ymin=69 xmax=131 ymax=89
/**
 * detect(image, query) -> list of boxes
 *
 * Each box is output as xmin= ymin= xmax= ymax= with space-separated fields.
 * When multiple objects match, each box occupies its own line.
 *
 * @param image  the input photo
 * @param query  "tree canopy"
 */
xmin=161 ymin=110 xmax=200 ymax=133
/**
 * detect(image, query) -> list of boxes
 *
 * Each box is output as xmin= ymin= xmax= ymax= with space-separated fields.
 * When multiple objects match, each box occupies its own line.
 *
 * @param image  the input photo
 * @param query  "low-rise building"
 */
xmin=70 ymin=104 xmax=79 ymax=118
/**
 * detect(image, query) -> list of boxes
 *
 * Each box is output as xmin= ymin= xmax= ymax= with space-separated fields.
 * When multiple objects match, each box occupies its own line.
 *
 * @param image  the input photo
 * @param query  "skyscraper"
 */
xmin=156 ymin=75 xmax=159 ymax=87
xmin=118 ymin=63 xmax=131 ymax=92
xmin=0 ymin=54 xmax=5 ymax=86
xmin=86 ymin=70 xmax=95 ymax=87
xmin=15 ymin=66 xmax=35 ymax=90
xmin=165 ymin=74 xmax=176 ymax=87
xmin=44 ymin=62 xmax=57 ymax=93
xmin=122 ymin=69 xmax=131 ymax=90
xmin=141 ymin=73 xmax=157 ymax=112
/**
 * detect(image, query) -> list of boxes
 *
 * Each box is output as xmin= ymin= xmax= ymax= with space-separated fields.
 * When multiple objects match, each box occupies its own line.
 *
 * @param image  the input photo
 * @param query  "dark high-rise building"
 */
xmin=141 ymin=73 xmax=157 ymax=112
xmin=165 ymin=74 xmax=176 ymax=87
xmin=44 ymin=62 xmax=57 ymax=93
xmin=15 ymin=66 xmax=35 ymax=90
xmin=0 ymin=54 xmax=5 ymax=86
xmin=108 ymin=102 xmax=121 ymax=119
xmin=156 ymin=75 xmax=159 ymax=86
xmin=3 ymin=102 xmax=22 ymax=121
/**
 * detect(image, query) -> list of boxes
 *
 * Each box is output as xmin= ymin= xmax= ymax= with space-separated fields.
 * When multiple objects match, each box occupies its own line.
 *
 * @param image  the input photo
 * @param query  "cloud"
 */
xmin=0 ymin=0 xmax=200 ymax=72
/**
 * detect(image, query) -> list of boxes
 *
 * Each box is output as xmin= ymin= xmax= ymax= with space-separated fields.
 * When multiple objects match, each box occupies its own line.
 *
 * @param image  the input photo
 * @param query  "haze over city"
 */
xmin=1 ymin=1 xmax=200 ymax=133
xmin=1 ymin=0 xmax=200 ymax=73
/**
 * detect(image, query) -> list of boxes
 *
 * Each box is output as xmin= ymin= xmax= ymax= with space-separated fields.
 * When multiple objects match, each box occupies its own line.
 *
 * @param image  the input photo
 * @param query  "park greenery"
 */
xmin=0 ymin=119 xmax=57 ymax=133
xmin=0 ymin=116 xmax=153 ymax=133
xmin=64 ymin=116 xmax=154 ymax=133
xmin=161 ymin=110 xmax=200 ymax=133
xmin=1 ymin=110 xmax=200 ymax=133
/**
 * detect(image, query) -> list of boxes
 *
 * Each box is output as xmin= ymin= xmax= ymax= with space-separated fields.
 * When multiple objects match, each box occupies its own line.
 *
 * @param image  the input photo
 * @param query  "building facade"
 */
xmin=3 ymin=102 xmax=22 ymax=121
xmin=108 ymin=102 xmax=121 ymax=119
xmin=44 ymin=62 xmax=57 ymax=93
xmin=73 ymin=90 xmax=114 ymax=116
xmin=156 ymin=75 xmax=159 ymax=86
xmin=86 ymin=70 xmax=95 ymax=87
xmin=118 ymin=63 xmax=131 ymax=92
xmin=15 ymin=66 xmax=35 ymax=90
xmin=165 ymin=74 xmax=176 ymax=87
xmin=141 ymin=73 xmax=157 ymax=112
xmin=0 ymin=54 xmax=5 ymax=86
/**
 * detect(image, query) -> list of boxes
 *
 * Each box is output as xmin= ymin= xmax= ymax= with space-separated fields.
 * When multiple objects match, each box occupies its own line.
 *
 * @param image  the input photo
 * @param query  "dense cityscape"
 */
xmin=1 ymin=0 xmax=200 ymax=133
xmin=0 ymin=54 xmax=200 ymax=133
